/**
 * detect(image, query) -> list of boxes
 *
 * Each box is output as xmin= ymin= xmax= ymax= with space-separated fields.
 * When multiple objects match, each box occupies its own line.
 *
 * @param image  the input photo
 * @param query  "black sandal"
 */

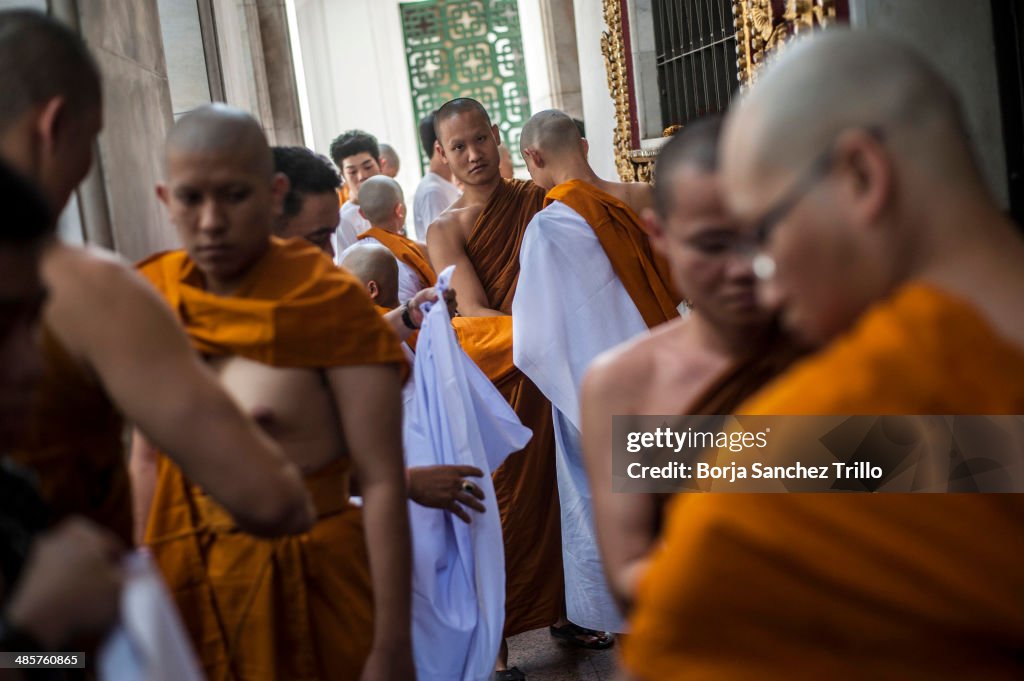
xmin=549 ymin=623 xmax=615 ymax=650
xmin=495 ymin=667 xmax=526 ymax=681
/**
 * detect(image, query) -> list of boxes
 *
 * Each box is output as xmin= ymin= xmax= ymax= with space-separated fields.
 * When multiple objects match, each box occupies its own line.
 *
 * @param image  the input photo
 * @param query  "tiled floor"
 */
xmin=504 ymin=628 xmax=620 ymax=680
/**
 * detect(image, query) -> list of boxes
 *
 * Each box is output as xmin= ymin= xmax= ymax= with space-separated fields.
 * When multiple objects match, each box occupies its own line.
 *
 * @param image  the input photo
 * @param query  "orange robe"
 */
xmin=336 ymin=185 xmax=349 ymax=206
xmin=624 ymin=283 xmax=1024 ymax=681
xmin=357 ymin=225 xmax=436 ymax=289
xmin=463 ymin=178 xmax=564 ymax=636
xmin=545 ymin=179 xmax=680 ymax=327
xmin=12 ymin=327 xmax=131 ymax=544
xmin=138 ymin=237 xmax=407 ymax=681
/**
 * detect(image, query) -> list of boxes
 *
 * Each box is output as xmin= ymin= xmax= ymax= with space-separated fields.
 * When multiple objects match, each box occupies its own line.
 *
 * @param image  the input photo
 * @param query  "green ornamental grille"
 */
xmin=400 ymin=0 xmax=532 ymax=172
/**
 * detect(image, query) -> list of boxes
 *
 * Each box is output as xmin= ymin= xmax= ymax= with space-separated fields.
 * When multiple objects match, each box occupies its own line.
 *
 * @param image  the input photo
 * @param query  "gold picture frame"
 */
xmin=602 ymin=0 xmax=839 ymax=182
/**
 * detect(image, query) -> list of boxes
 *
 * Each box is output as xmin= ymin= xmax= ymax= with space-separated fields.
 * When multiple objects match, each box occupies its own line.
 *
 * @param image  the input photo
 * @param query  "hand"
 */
xmin=5 ymin=518 xmax=124 ymax=648
xmin=407 ymin=287 xmax=459 ymax=327
xmin=360 ymin=644 xmax=416 ymax=681
xmin=407 ymin=465 xmax=485 ymax=523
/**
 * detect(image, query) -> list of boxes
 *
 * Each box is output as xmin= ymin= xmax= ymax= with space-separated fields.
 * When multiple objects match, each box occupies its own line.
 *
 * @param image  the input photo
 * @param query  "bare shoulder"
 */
xmin=622 ymin=181 xmax=654 ymax=214
xmin=583 ymin=317 xmax=690 ymax=411
xmin=427 ymin=201 xmax=480 ymax=247
xmin=42 ymin=243 xmax=177 ymax=355
xmin=43 ymin=242 xmax=149 ymax=306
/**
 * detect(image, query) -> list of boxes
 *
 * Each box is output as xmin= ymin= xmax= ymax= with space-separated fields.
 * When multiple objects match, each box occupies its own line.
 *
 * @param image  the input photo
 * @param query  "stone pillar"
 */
xmin=53 ymin=0 xmax=178 ymax=260
xmin=850 ymin=0 xmax=1009 ymax=208
xmin=538 ymin=0 xmax=584 ymax=119
xmin=212 ymin=0 xmax=303 ymax=146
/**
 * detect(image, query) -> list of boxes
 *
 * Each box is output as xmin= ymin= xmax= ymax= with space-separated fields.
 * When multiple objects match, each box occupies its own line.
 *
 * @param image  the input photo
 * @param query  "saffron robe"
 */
xmin=512 ymin=180 xmax=681 ymax=632
xmin=12 ymin=326 xmax=131 ymax=544
xmin=353 ymin=225 xmax=436 ymax=301
xmin=404 ymin=265 xmax=531 ymax=681
xmin=138 ymin=237 xmax=407 ymax=681
xmin=463 ymin=178 xmax=564 ymax=636
xmin=624 ymin=283 xmax=1024 ymax=681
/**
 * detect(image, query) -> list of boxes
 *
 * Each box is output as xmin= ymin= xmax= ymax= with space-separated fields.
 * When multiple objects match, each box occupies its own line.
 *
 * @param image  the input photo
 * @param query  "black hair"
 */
xmin=328 ymin=129 xmax=380 ymax=169
xmin=273 ymin=146 xmax=341 ymax=218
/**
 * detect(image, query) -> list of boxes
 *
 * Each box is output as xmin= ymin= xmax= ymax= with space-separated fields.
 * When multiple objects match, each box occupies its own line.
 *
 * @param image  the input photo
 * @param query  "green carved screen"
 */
xmin=400 ymin=0 xmax=531 ymax=172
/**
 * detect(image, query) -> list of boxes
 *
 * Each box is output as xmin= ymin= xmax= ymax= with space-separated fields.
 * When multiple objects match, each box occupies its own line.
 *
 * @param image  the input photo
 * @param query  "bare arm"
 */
xmin=128 ymin=429 xmax=159 ymax=545
xmin=580 ymin=359 xmax=661 ymax=614
xmin=327 ymin=363 xmax=414 ymax=679
xmin=426 ymin=215 xmax=503 ymax=317
xmin=45 ymin=247 xmax=313 ymax=538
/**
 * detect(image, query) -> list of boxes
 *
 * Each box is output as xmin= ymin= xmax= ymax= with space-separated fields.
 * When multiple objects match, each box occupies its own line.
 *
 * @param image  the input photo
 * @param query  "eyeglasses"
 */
xmin=744 ymin=126 xmax=884 ymax=280
xmin=749 ymin=126 xmax=885 ymax=247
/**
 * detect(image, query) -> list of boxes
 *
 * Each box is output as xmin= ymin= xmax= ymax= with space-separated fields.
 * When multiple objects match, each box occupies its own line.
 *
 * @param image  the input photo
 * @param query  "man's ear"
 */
xmin=36 ymin=96 xmax=67 ymax=157
xmin=491 ymin=124 xmax=500 ymax=145
xmin=395 ymin=202 xmax=406 ymax=221
xmin=642 ymin=207 xmax=667 ymax=256
xmin=581 ymin=138 xmax=590 ymax=158
xmin=434 ymin=140 xmax=447 ymax=163
xmin=366 ymin=280 xmax=379 ymax=300
xmin=836 ymin=128 xmax=891 ymax=228
xmin=155 ymin=183 xmax=170 ymax=207
xmin=270 ymin=172 xmax=290 ymax=214
xmin=523 ymin=148 xmax=544 ymax=169
xmin=358 ymin=207 xmax=368 ymax=221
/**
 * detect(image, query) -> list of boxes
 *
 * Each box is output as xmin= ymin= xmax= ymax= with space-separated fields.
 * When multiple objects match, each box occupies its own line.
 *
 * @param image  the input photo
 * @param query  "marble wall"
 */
xmin=572 ymin=0 xmax=619 ymax=180
xmin=73 ymin=0 xmax=179 ymax=259
xmin=850 ymin=0 xmax=1009 ymax=208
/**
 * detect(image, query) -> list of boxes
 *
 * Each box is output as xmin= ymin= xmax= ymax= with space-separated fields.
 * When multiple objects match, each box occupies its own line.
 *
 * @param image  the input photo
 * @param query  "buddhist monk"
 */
xmin=272 ymin=145 xmax=341 ymax=257
xmin=330 ymin=129 xmax=382 ymax=252
xmin=340 ymin=243 xmax=485 ymax=521
xmin=0 ymin=9 xmax=312 ymax=546
xmin=579 ymin=118 xmax=797 ymax=613
xmin=623 ymin=30 xmax=1024 ymax=681
xmin=340 ymin=175 xmax=435 ymax=301
xmin=412 ymin=112 xmax=461 ymax=241
xmin=138 ymin=104 xmax=414 ymax=681
xmin=379 ymin=142 xmax=401 ymax=179
xmin=0 ymin=163 xmax=125 ymax=677
xmin=513 ymin=109 xmax=681 ymax=636
xmin=426 ymin=97 xmax=565 ymax=677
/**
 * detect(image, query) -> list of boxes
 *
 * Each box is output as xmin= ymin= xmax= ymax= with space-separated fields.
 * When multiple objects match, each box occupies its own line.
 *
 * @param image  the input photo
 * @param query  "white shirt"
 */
xmin=413 ymin=171 xmax=461 ymax=241
xmin=335 ymin=200 xmax=371 ymax=259
xmin=339 ymin=236 xmax=426 ymax=303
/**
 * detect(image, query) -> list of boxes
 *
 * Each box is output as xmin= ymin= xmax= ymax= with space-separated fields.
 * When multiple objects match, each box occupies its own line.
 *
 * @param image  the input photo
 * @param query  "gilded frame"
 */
xmin=601 ymin=0 xmax=841 ymax=182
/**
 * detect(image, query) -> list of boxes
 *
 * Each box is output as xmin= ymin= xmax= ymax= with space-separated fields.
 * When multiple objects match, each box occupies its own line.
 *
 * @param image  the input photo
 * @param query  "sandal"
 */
xmin=495 ymin=667 xmax=526 ymax=681
xmin=549 ymin=622 xmax=615 ymax=650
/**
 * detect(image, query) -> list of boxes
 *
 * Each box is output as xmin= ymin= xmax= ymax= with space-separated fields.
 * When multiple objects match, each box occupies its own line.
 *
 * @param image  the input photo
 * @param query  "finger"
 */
xmin=455 ymin=466 xmax=484 ymax=478
xmin=455 ymin=492 xmax=486 ymax=513
xmin=449 ymin=503 xmax=472 ymax=524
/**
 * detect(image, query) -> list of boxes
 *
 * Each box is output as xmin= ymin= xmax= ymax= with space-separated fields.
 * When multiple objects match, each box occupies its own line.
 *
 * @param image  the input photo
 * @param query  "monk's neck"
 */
xmin=461 ymin=175 xmax=503 ymax=205
xmin=372 ymin=222 xmax=403 ymax=236
xmin=689 ymin=311 xmax=770 ymax=359
xmin=199 ymin=242 xmax=270 ymax=297
xmin=549 ymin=162 xmax=601 ymax=190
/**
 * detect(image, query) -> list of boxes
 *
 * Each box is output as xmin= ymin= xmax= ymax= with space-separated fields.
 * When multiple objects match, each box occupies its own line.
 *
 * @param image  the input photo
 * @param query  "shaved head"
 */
xmin=0 ymin=10 xmax=101 ymax=130
xmin=520 ymin=109 xmax=583 ymax=156
xmin=340 ymin=243 xmax=399 ymax=308
xmin=727 ymin=29 xmax=975 ymax=181
xmin=379 ymin=143 xmax=400 ymax=177
xmin=722 ymin=29 xmax=981 ymax=346
xmin=166 ymin=103 xmax=273 ymax=176
xmin=358 ymin=175 xmax=404 ymax=225
xmin=434 ymin=98 xmax=491 ymax=143
xmin=653 ymin=117 xmax=723 ymax=217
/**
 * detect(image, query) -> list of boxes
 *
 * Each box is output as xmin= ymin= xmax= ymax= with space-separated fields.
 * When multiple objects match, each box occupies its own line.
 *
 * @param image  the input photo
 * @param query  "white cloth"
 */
xmin=405 ymin=265 xmax=532 ymax=681
xmin=99 ymin=551 xmax=204 ymax=681
xmin=413 ymin=171 xmax=461 ymax=241
xmin=339 ymin=235 xmax=425 ymax=303
xmin=335 ymin=200 xmax=370 ymax=257
xmin=512 ymin=200 xmax=651 ymax=633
